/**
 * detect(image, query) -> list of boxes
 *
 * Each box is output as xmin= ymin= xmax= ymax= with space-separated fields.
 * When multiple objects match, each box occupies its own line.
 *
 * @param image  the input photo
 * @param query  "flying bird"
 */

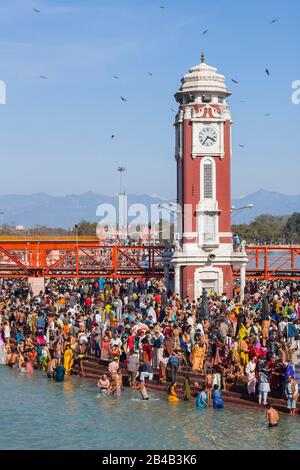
xmin=265 ymin=113 xmax=271 ymax=116
xmin=202 ymin=29 xmax=208 ymax=35
xmin=111 ymin=135 xmax=115 ymax=139
xmin=231 ymin=79 xmax=239 ymax=84
xmin=113 ymin=75 xmax=119 ymax=79
xmin=239 ymin=144 xmax=245 ymax=148
xmin=265 ymin=68 xmax=270 ymax=76
xmin=270 ymin=18 xmax=278 ymax=23
xmin=120 ymin=96 xmax=127 ymax=101
xmin=148 ymin=72 xmax=153 ymax=76
xmin=40 ymin=75 xmax=48 ymax=79
xmin=160 ymin=6 xmax=165 ymax=8
xmin=33 ymin=8 xmax=40 ymax=13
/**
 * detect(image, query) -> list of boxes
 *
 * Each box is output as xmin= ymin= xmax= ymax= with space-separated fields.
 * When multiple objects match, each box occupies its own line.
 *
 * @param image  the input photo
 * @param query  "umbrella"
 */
xmin=261 ymin=294 xmax=270 ymax=320
xmin=198 ymin=289 xmax=209 ymax=321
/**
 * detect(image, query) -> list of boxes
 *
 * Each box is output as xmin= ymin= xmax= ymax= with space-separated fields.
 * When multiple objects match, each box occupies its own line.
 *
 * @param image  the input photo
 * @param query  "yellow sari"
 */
xmin=238 ymin=338 xmax=249 ymax=367
xmin=64 ymin=348 xmax=74 ymax=376
xmin=168 ymin=385 xmax=180 ymax=403
xmin=191 ymin=344 xmax=204 ymax=372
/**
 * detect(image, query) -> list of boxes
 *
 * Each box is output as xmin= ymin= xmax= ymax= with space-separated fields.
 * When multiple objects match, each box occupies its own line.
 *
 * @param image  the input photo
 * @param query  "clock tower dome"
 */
xmin=172 ymin=54 xmax=248 ymax=300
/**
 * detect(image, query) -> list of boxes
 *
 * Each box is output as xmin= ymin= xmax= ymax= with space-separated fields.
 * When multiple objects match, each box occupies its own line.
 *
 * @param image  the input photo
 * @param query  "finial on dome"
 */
xmin=200 ymin=52 xmax=205 ymax=63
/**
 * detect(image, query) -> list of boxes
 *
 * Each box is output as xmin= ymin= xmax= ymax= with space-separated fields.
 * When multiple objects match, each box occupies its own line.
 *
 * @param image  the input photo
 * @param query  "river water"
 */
xmin=0 ymin=367 xmax=299 ymax=450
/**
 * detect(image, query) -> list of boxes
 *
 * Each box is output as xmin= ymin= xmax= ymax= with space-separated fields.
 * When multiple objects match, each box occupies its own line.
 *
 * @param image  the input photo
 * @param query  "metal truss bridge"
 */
xmin=0 ymin=237 xmax=299 ymax=280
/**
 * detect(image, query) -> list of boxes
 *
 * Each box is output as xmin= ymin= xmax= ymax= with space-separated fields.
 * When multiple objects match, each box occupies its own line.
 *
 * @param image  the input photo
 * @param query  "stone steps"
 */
xmin=73 ymin=357 xmax=300 ymax=415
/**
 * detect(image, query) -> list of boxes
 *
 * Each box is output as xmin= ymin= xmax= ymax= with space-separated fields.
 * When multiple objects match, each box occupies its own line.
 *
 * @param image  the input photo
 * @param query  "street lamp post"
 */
xmin=231 ymin=204 xmax=253 ymax=302
xmin=74 ymin=224 xmax=79 ymax=276
xmin=158 ymin=203 xmax=178 ymax=244
xmin=231 ymin=203 xmax=254 ymax=214
xmin=117 ymin=166 xmax=126 ymax=243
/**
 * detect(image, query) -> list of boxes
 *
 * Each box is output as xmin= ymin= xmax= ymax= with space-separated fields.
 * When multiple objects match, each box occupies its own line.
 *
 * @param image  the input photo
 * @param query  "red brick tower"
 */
xmin=172 ymin=54 xmax=247 ymax=300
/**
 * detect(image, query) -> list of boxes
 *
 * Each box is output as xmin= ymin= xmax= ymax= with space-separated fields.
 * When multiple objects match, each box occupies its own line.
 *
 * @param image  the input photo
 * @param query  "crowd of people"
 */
xmin=0 ymin=276 xmax=299 ymax=418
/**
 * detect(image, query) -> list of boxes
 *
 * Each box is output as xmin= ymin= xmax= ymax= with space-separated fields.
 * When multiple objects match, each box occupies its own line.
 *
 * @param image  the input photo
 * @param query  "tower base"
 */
xmin=172 ymin=244 xmax=248 ymax=301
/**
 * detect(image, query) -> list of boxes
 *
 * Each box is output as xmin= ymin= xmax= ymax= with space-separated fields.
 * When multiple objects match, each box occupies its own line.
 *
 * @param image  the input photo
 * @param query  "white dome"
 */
xmin=177 ymin=55 xmax=230 ymax=96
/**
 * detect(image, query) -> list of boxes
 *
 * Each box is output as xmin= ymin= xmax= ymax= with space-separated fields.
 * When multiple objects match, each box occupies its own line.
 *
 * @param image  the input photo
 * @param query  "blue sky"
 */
xmin=0 ymin=0 xmax=299 ymax=199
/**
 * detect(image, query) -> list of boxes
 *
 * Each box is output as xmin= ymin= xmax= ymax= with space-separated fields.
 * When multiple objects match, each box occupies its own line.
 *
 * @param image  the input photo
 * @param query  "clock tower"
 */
xmin=172 ymin=54 xmax=248 ymax=300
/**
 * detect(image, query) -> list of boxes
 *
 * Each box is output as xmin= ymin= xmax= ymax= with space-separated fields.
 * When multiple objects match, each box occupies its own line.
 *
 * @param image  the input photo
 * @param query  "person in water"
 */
xmin=135 ymin=378 xmax=149 ymax=400
xmin=205 ymin=368 xmax=213 ymax=402
xmin=53 ymin=361 xmax=66 ymax=382
xmin=196 ymin=384 xmax=208 ymax=409
xmin=97 ymin=374 xmax=111 ymax=395
xmin=168 ymin=382 xmax=180 ymax=403
xmin=63 ymin=343 xmax=74 ymax=376
xmin=183 ymin=375 xmax=192 ymax=401
xmin=47 ymin=356 xmax=57 ymax=379
xmin=114 ymin=369 xmax=123 ymax=397
xmin=266 ymin=403 xmax=279 ymax=427
xmin=212 ymin=384 xmax=224 ymax=409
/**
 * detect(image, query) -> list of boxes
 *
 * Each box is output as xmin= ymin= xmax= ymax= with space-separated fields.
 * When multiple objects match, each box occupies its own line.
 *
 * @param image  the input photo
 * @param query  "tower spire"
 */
xmin=200 ymin=52 xmax=205 ymax=63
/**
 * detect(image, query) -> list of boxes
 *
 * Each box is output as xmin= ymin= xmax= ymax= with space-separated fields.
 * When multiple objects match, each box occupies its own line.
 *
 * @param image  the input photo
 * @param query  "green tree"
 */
xmin=283 ymin=213 xmax=300 ymax=243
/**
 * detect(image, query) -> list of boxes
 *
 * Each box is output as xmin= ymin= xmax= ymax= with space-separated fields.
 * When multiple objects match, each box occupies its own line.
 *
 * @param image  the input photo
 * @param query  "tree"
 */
xmin=232 ymin=214 xmax=293 ymax=244
xmin=283 ymin=213 xmax=300 ymax=243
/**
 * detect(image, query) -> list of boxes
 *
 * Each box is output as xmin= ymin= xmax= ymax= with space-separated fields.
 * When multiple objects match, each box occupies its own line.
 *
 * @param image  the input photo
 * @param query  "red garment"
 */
xmin=248 ymin=345 xmax=257 ymax=359
xmin=127 ymin=335 xmax=134 ymax=351
xmin=142 ymin=343 xmax=152 ymax=362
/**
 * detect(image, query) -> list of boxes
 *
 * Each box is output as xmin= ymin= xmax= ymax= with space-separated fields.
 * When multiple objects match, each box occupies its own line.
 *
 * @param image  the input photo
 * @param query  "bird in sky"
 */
xmin=160 ymin=6 xmax=165 ymax=9
xmin=239 ymin=144 xmax=245 ymax=148
xmin=202 ymin=29 xmax=208 ymax=35
xmin=240 ymin=100 xmax=247 ymax=103
xmin=270 ymin=18 xmax=278 ymax=23
xmin=111 ymin=135 xmax=115 ymax=139
xmin=148 ymin=72 xmax=153 ymax=76
xmin=265 ymin=113 xmax=271 ymax=116
xmin=113 ymin=75 xmax=119 ymax=79
xmin=40 ymin=76 xmax=48 ymax=79
xmin=120 ymin=96 xmax=127 ymax=102
xmin=33 ymin=8 xmax=40 ymax=13
xmin=231 ymin=79 xmax=238 ymax=84
xmin=265 ymin=68 xmax=270 ymax=76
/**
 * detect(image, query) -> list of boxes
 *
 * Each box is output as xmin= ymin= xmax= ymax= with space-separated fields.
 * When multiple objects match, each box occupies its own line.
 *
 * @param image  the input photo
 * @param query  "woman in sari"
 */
xmin=163 ymin=330 xmax=173 ymax=357
xmin=63 ymin=344 xmax=74 ymax=376
xmin=168 ymin=382 xmax=180 ymax=403
xmin=191 ymin=341 xmax=205 ymax=372
xmin=183 ymin=375 xmax=192 ymax=401
xmin=238 ymin=335 xmax=249 ymax=368
xmin=141 ymin=338 xmax=152 ymax=364
xmin=196 ymin=384 xmax=208 ymax=409
xmin=212 ymin=384 xmax=224 ymax=409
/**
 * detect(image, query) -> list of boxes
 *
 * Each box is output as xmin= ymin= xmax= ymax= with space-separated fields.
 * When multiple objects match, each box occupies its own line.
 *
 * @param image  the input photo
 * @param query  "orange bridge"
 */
xmin=0 ymin=237 xmax=299 ymax=280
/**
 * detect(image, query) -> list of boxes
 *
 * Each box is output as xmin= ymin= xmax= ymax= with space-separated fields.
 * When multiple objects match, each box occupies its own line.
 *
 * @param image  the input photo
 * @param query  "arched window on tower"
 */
xmin=199 ymin=157 xmax=218 ymax=246
xmin=201 ymin=157 xmax=215 ymax=201
xmin=203 ymin=161 xmax=213 ymax=199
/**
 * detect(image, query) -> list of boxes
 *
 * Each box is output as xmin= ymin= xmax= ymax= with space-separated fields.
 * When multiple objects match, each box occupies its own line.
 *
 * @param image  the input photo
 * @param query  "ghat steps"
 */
xmin=73 ymin=356 xmax=300 ymax=415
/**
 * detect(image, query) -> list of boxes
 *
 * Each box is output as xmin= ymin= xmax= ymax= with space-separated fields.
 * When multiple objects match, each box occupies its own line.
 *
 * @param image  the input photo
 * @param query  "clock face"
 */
xmin=199 ymin=126 xmax=218 ymax=147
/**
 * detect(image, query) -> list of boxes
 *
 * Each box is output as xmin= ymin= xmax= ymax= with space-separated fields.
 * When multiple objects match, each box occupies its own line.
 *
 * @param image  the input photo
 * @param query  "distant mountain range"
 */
xmin=232 ymin=190 xmax=300 ymax=224
xmin=0 ymin=192 xmax=167 ymax=229
xmin=0 ymin=189 xmax=299 ymax=228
